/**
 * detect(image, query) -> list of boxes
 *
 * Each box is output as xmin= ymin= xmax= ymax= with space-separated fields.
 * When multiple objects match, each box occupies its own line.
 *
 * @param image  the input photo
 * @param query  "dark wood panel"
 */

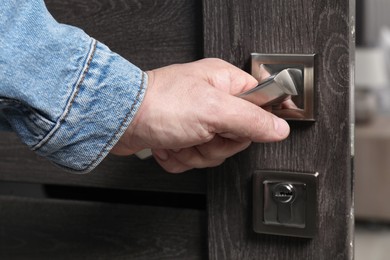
xmin=45 ymin=0 xmax=203 ymax=70
xmin=0 ymin=133 xmax=206 ymax=194
xmin=203 ymin=0 xmax=353 ymax=259
xmin=0 ymin=196 xmax=206 ymax=260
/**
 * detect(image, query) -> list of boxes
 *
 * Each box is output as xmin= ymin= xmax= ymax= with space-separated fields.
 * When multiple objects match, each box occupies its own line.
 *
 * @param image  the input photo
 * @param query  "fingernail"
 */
xmin=153 ymin=149 xmax=169 ymax=161
xmin=273 ymin=116 xmax=290 ymax=137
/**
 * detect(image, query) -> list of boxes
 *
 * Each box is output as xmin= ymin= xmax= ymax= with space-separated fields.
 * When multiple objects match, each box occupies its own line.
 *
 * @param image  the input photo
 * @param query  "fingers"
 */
xmin=114 ymin=58 xmax=291 ymax=174
xmin=280 ymin=98 xmax=299 ymax=109
xmin=192 ymin=59 xmax=290 ymax=142
xmin=153 ymin=148 xmax=225 ymax=174
xmin=152 ymin=149 xmax=191 ymax=174
xmin=152 ymin=136 xmax=251 ymax=173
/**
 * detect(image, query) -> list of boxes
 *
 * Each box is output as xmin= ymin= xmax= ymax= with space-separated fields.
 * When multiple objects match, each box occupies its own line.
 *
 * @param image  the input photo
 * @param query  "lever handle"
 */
xmin=238 ymin=68 xmax=300 ymax=107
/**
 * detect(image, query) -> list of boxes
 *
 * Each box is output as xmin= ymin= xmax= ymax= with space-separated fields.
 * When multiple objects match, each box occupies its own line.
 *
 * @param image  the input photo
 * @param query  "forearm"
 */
xmin=0 ymin=1 xmax=147 ymax=172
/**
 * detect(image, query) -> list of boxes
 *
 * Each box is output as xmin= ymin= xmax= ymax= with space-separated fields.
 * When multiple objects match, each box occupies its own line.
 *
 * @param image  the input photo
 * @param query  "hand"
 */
xmin=111 ymin=58 xmax=290 ymax=173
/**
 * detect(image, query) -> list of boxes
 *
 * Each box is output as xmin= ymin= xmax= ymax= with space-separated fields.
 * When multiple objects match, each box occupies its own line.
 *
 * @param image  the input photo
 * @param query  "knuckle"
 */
xmin=156 ymin=156 xmax=189 ymax=174
xmin=198 ymin=91 xmax=224 ymax=133
xmin=185 ymin=156 xmax=205 ymax=169
xmin=163 ymin=163 xmax=187 ymax=174
xmin=197 ymin=130 xmax=214 ymax=144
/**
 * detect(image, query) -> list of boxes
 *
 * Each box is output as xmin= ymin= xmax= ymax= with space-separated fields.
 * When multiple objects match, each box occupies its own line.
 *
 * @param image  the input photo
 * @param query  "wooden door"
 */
xmin=204 ymin=0 xmax=354 ymax=259
xmin=0 ymin=0 xmax=354 ymax=259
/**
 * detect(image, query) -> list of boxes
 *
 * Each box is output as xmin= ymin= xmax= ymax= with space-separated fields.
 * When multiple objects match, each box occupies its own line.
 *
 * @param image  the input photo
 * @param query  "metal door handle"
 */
xmin=238 ymin=68 xmax=300 ymax=107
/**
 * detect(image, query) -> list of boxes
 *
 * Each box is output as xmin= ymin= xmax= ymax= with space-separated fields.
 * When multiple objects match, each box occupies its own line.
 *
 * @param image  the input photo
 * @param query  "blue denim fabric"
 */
xmin=0 ymin=1 xmax=147 ymax=173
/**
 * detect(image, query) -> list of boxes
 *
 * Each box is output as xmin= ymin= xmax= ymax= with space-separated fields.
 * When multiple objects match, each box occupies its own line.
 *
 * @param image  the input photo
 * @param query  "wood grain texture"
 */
xmin=0 ymin=196 xmax=206 ymax=260
xmin=203 ymin=0 xmax=353 ymax=259
xmin=0 ymin=133 xmax=206 ymax=194
xmin=45 ymin=0 xmax=203 ymax=70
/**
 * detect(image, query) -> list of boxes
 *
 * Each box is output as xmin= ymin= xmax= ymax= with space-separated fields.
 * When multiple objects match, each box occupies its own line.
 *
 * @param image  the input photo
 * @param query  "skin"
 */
xmin=110 ymin=58 xmax=290 ymax=173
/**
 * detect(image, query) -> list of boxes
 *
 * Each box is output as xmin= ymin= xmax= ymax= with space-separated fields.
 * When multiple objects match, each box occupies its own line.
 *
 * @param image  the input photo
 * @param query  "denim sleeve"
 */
xmin=0 ymin=1 xmax=147 ymax=173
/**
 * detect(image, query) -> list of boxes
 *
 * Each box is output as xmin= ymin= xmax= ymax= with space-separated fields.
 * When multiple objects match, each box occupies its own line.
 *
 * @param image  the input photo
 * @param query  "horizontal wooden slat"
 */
xmin=0 ymin=133 xmax=206 ymax=194
xmin=0 ymin=196 xmax=206 ymax=260
xmin=45 ymin=0 xmax=203 ymax=70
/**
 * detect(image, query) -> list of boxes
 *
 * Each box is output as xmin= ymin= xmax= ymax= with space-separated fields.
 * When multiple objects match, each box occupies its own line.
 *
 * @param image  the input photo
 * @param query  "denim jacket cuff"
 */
xmin=33 ymin=39 xmax=147 ymax=173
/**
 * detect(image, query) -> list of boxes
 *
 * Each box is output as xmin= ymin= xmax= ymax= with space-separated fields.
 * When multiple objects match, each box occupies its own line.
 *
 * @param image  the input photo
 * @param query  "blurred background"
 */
xmin=355 ymin=0 xmax=390 ymax=259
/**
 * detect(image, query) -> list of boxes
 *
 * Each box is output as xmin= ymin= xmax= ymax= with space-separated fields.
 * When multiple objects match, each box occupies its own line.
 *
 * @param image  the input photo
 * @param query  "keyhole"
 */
xmin=272 ymin=183 xmax=296 ymax=203
xmin=272 ymin=183 xmax=296 ymax=224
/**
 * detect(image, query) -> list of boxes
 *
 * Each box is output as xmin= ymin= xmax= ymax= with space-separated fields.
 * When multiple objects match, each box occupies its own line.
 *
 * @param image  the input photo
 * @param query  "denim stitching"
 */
xmin=32 ymin=39 xmax=97 ymax=151
xmin=86 ymin=71 xmax=146 ymax=171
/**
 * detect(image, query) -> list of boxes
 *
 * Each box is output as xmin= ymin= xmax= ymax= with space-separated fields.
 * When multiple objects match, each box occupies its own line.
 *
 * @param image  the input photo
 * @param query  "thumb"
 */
xmin=208 ymin=93 xmax=290 ymax=142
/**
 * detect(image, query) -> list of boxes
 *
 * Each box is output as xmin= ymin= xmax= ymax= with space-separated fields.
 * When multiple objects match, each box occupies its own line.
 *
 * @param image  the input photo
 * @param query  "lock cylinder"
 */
xmin=253 ymin=171 xmax=318 ymax=238
xmin=272 ymin=183 xmax=296 ymax=204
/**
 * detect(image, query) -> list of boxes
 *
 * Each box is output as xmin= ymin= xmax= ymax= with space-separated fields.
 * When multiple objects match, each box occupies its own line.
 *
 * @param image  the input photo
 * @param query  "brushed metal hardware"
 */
xmin=238 ymin=68 xmax=299 ymax=107
xmin=251 ymin=53 xmax=316 ymax=121
xmin=253 ymin=171 xmax=318 ymax=238
xmin=272 ymin=183 xmax=296 ymax=203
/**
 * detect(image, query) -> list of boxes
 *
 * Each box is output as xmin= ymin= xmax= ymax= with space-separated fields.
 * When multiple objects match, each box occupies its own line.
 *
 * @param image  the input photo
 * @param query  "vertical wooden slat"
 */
xmin=203 ymin=0 xmax=353 ymax=259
